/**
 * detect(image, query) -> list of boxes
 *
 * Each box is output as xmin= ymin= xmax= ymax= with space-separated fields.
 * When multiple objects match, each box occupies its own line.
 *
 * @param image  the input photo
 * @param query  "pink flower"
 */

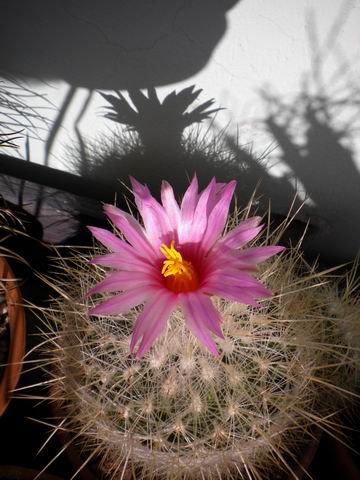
xmin=88 ymin=176 xmax=284 ymax=358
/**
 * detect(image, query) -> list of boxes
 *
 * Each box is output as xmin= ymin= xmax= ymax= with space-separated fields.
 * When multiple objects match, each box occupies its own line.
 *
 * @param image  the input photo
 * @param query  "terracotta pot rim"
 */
xmin=0 ymin=256 xmax=26 ymax=416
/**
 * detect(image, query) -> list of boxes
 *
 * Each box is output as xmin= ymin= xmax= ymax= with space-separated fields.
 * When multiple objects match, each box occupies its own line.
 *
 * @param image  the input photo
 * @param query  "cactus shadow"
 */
xmin=224 ymin=81 xmax=360 ymax=263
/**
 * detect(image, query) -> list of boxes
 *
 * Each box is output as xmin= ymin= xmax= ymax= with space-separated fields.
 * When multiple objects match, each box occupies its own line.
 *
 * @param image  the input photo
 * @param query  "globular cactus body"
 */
xmin=44 ymin=228 xmax=359 ymax=480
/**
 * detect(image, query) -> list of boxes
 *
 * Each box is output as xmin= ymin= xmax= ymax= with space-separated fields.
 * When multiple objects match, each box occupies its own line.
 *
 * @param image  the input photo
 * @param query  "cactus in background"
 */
xmin=38 ymin=180 xmax=359 ymax=479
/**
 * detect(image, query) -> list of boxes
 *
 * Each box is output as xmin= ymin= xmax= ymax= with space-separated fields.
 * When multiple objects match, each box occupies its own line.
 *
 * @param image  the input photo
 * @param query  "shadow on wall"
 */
xmin=67 ymin=76 xmax=360 ymax=263
xmin=224 ymin=58 xmax=360 ymax=263
xmin=0 ymin=0 xmax=239 ymax=90
xmin=259 ymin=85 xmax=360 ymax=264
xmin=224 ymin=5 xmax=360 ymax=264
xmin=68 ymin=86 xmax=255 ymax=197
xmin=1 ymin=1 xmax=359 ymax=262
xmin=248 ymin=3 xmax=360 ymax=264
xmin=0 ymin=74 xmax=55 ymax=141
xmin=65 ymin=85 xmax=307 ymax=252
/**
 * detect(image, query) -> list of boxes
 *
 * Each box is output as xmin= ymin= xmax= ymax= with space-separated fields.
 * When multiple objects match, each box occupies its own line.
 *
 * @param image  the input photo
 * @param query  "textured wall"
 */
xmin=1 ymin=0 xmax=360 ymax=261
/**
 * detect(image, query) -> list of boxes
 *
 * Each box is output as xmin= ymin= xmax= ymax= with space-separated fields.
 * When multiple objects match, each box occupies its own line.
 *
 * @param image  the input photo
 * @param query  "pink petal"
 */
xmin=131 ymin=292 xmax=177 ymax=358
xmin=87 ymin=226 xmax=127 ymax=252
xmin=202 ymin=283 xmax=272 ymax=307
xmin=89 ymin=286 xmax=156 ymax=316
xmin=205 ymin=245 xmax=285 ymax=276
xmin=218 ymin=217 xmax=263 ymax=249
xmin=203 ymin=269 xmax=266 ymax=289
xmin=161 ymin=180 xmax=181 ymax=233
xmin=87 ymin=271 xmax=161 ymax=296
xmin=188 ymin=292 xmax=224 ymax=337
xmin=179 ymin=175 xmax=198 ymax=242
xmin=129 ymin=176 xmax=151 ymax=198
xmin=207 ymin=181 xmax=227 ymax=214
xmin=237 ymin=245 xmax=285 ymax=264
xmin=104 ymin=204 xmax=157 ymax=260
xmin=90 ymin=253 xmax=156 ymax=272
xmin=179 ymin=292 xmax=220 ymax=356
xmin=201 ymin=180 xmax=236 ymax=252
xmin=130 ymin=177 xmax=173 ymax=247
xmin=186 ymin=178 xmax=217 ymax=244
xmin=204 ymin=250 xmax=257 ymax=277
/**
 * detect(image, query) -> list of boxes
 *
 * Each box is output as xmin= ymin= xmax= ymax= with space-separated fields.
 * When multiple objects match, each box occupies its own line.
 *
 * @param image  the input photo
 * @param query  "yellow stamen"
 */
xmin=160 ymin=241 xmax=198 ymax=293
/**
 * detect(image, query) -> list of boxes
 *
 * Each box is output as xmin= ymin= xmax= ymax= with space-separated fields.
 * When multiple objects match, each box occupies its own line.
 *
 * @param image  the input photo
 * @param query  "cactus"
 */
xmin=39 ymin=215 xmax=359 ymax=480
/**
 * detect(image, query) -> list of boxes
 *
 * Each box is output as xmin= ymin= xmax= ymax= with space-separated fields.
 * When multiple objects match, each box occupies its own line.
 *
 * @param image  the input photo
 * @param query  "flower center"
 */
xmin=160 ymin=241 xmax=199 ymax=293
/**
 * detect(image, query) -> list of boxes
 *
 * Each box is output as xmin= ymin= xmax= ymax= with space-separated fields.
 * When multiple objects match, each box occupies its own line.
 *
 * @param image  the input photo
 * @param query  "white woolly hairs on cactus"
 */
xmin=38 ymin=215 xmax=359 ymax=480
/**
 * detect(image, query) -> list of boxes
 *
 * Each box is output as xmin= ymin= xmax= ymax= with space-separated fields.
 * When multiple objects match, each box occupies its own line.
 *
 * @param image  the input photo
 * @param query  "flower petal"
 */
xmin=207 ymin=181 xmax=227 ymax=214
xmin=89 ymin=286 xmax=156 ymax=316
xmin=218 ymin=217 xmax=263 ymax=249
xmin=237 ymin=245 xmax=285 ymax=264
xmin=202 ymin=283 xmax=272 ymax=307
xmin=203 ymin=268 xmax=266 ymax=289
xmin=87 ymin=271 xmax=161 ymax=296
xmin=131 ymin=292 xmax=177 ymax=358
xmin=161 ymin=180 xmax=181 ymax=233
xmin=179 ymin=292 xmax=220 ymax=356
xmin=190 ymin=292 xmax=224 ymax=337
xmin=130 ymin=176 xmax=173 ymax=247
xmin=205 ymin=245 xmax=285 ymax=276
xmin=201 ymin=180 xmax=236 ymax=252
xmin=89 ymin=253 xmax=156 ymax=272
xmin=186 ymin=178 xmax=217 ymax=244
xmin=87 ymin=226 xmax=130 ymax=252
xmin=104 ymin=204 xmax=157 ymax=260
xmin=179 ymin=175 xmax=198 ymax=242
